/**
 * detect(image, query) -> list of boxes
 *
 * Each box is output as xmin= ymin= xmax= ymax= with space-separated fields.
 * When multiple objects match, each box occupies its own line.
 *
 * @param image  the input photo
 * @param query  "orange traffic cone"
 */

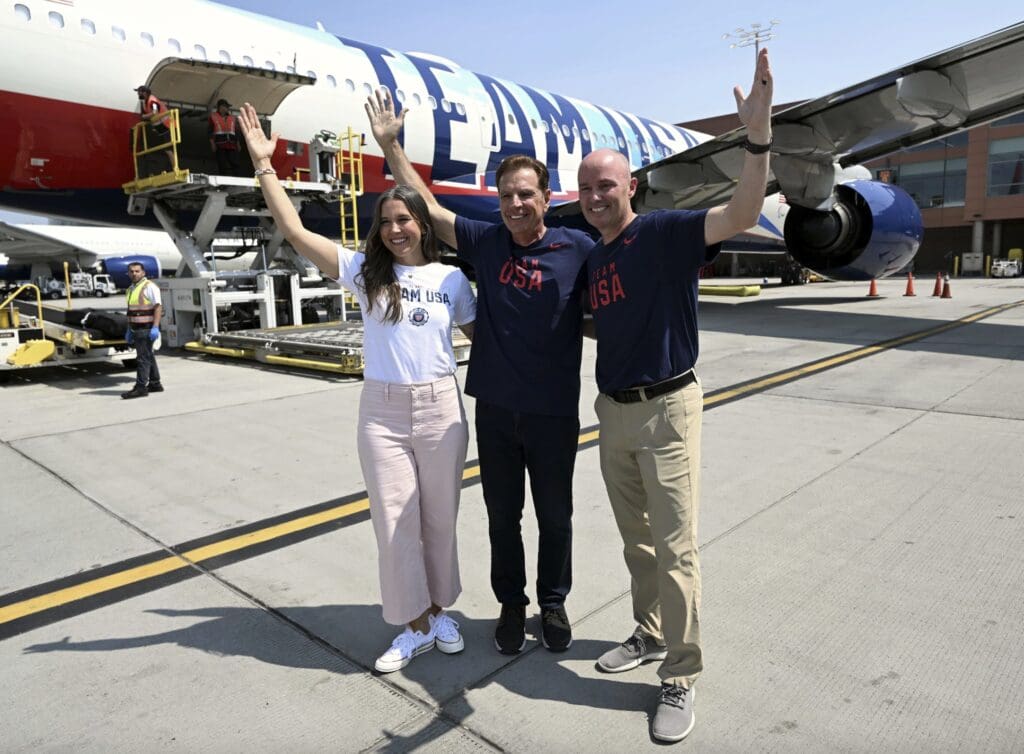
xmin=904 ymin=272 xmax=916 ymax=296
xmin=931 ymin=272 xmax=943 ymax=297
xmin=867 ymin=278 xmax=880 ymax=297
xmin=940 ymin=274 xmax=952 ymax=299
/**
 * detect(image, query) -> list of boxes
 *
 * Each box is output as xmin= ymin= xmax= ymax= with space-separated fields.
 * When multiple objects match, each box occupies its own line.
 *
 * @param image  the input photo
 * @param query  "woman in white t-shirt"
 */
xmin=239 ymin=104 xmax=476 ymax=674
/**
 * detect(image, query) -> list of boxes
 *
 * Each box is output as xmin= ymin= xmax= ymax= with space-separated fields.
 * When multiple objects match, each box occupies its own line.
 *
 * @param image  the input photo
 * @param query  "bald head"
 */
xmin=578 ymin=149 xmax=638 ymax=242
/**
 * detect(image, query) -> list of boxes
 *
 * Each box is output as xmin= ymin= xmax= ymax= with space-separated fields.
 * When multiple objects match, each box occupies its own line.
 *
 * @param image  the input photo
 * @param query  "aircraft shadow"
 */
xmin=21 ymin=603 xmax=652 ymax=750
xmin=700 ymin=296 xmax=1024 ymax=362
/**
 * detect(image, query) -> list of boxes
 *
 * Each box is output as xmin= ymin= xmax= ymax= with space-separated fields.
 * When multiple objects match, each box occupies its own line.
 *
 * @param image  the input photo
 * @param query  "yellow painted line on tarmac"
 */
xmin=4 ymin=299 xmax=1020 ymax=632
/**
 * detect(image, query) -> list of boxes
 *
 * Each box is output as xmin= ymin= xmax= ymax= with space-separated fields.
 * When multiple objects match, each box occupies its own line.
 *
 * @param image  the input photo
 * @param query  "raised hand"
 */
xmin=364 ymin=88 xmax=406 ymax=146
xmin=733 ymin=48 xmax=773 ymax=142
xmin=238 ymin=102 xmax=278 ymax=165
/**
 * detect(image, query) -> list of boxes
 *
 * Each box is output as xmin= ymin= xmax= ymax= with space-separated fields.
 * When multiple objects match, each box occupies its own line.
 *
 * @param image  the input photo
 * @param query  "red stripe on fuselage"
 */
xmin=0 ymin=91 xmax=576 ymax=207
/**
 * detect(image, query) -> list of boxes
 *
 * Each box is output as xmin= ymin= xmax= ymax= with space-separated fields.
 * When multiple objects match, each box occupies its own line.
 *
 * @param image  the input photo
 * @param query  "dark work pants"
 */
xmin=215 ymin=148 xmax=241 ymax=176
xmin=475 ymin=400 xmax=579 ymax=609
xmin=133 ymin=330 xmax=161 ymax=389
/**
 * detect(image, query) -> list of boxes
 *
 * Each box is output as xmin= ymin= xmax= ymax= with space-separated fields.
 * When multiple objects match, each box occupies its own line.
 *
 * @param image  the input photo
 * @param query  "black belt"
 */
xmin=608 ymin=370 xmax=696 ymax=404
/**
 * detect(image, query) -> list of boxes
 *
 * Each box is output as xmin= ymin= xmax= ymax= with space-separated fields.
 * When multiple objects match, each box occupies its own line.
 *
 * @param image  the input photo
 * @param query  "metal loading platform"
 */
xmin=122 ymin=100 xmax=381 ymax=373
xmin=190 ymin=321 xmax=472 ymax=375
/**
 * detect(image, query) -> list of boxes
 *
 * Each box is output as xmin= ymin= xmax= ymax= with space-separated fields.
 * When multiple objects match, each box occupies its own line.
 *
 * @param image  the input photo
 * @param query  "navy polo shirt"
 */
xmin=588 ymin=210 xmax=721 ymax=394
xmin=455 ymin=217 xmax=593 ymax=417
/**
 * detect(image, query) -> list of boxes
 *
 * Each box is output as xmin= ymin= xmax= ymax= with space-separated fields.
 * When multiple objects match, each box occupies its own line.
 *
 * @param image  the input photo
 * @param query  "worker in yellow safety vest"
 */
xmin=122 ymin=262 xmax=164 ymax=399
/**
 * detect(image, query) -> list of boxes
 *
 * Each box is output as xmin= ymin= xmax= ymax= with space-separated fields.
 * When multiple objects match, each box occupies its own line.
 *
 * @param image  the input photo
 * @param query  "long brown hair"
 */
xmin=358 ymin=186 xmax=441 ymax=324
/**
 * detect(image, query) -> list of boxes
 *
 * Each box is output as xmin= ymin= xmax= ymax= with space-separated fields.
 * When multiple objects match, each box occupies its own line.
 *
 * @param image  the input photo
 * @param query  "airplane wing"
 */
xmin=0 ymin=221 xmax=101 ymax=267
xmin=552 ymin=21 xmax=1024 ymax=215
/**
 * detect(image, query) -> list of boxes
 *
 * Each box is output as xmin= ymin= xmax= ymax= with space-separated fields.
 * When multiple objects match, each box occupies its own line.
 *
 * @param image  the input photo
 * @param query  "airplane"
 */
xmin=0 ymin=221 xmax=176 ymax=288
xmin=1 ymin=2 xmax=1023 ymax=281
xmin=0 ymin=220 xmax=261 ymax=289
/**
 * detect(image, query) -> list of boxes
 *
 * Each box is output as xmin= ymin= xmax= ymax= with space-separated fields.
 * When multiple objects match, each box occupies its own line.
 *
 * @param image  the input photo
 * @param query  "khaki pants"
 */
xmin=358 ymin=376 xmax=469 ymax=625
xmin=595 ymin=379 xmax=703 ymax=688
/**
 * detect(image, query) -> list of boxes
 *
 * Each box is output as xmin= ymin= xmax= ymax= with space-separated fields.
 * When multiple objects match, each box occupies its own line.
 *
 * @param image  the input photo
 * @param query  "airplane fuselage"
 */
xmin=1 ymin=0 xmax=760 ymax=238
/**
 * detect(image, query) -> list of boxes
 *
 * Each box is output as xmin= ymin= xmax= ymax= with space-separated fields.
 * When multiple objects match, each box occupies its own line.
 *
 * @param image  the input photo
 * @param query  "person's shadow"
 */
xmin=24 ymin=603 xmax=655 ymax=749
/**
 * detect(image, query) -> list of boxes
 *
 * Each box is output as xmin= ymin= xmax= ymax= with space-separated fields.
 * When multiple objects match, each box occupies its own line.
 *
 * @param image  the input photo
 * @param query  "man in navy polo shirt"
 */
xmin=366 ymin=90 xmax=593 ymax=656
xmin=578 ymin=49 xmax=774 ymax=743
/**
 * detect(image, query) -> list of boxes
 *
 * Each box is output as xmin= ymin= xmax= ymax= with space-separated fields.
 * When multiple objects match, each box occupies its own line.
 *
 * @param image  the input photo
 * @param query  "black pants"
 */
xmin=133 ymin=330 xmax=161 ymax=389
xmin=215 ymin=148 xmax=241 ymax=176
xmin=475 ymin=401 xmax=579 ymax=609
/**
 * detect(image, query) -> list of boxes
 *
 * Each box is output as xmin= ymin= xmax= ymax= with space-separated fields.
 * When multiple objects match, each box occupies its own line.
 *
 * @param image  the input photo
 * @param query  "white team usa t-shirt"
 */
xmin=335 ymin=245 xmax=476 ymax=384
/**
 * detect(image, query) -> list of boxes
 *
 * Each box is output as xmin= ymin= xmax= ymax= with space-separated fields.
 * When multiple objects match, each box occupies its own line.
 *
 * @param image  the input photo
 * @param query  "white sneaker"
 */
xmin=430 ymin=612 xmax=465 ymax=654
xmin=374 ymin=628 xmax=434 ymax=673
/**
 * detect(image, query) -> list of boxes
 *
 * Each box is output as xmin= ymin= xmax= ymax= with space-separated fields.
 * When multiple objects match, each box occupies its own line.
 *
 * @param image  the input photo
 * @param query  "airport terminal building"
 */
xmin=680 ymin=108 xmax=1024 ymax=273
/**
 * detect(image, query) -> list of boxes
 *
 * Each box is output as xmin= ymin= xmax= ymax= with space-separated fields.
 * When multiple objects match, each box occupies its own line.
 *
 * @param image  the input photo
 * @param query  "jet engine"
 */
xmin=783 ymin=180 xmax=923 ymax=281
xmin=101 ymin=256 xmax=163 ymax=289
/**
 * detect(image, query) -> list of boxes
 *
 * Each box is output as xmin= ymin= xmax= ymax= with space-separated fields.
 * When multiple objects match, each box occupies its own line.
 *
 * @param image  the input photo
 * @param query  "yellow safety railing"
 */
xmin=0 ymin=284 xmax=44 ymax=329
xmin=126 ymin=108 xmax=188 ymax=189
xmin=337 ymin=127 xmax=365 ymax=249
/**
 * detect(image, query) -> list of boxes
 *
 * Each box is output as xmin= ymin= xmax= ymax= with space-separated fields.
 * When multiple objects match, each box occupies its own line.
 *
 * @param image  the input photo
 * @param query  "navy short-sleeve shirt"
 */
xmin=455 ymin=217 xmax=593 ymax=416
xmin=588 ymin=210 xmax=720 ymax=394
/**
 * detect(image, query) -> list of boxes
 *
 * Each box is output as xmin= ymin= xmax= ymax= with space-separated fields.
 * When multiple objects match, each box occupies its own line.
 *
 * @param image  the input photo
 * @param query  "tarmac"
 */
xmin=2 ymin=277 xmax=1023 ymax=752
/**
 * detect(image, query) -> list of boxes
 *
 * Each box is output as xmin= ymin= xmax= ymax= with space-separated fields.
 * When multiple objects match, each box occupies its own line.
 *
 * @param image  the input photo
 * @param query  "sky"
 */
xmin=5 ymin=1 xmax=1020 ymax=226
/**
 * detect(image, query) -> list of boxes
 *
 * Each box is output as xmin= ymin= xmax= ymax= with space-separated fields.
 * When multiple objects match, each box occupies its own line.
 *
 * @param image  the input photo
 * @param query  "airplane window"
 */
xmin=617 ymin=136 xmax=626 ymax=148
xmin=507 ymin=113 xmax=515 ymax=126
xmin=427 ymin=96 xmax=437 ymax=110
xmin=396 ymin=89 xmax=406 ymax=103
xmin=344 ymin=79 xmax=355 ymax=92
xmin=542 ymin=121 xmax=550 ymax=133
xmin=379 ymin=84 xmax=391 ymax=95
xmin=441 ymin=98 xmax=451 ymax=113
xmin=307 ymin=70 xmax=316 ymax=79
xmin=194 ymin=45 xmax=207 ymax=60
xmin=242 ymin=54 xmax=253 ymax=66
xmin=48 ymin=11 xmax=64 ymax=28
xmin=640 ymin=141 xmax=649 ymax=153
xmin=264 ymin=60 xmax=275 ymax=71
xmin=168 ymin=38 xmax=182 ymax=53
xmin=561 ymin=125 xmax=570 ymax=137
xmin=323 ymin=75 xmax=336 ymax=88
xmin=530 ymin=118 xmax=538 ymax=130
xmin=111 ymin=26 xmax=126 ymax=42
xmin=219 ymin=50 xmax=231 ymax=63
xmin=14 ymin=5 xmax=29 ymax=22
xmin=362 ymin=82 xmax=372 ymax=95
xmin=572 ymin=125 xmax=580 ymax=136
xmin=140 ymin=32 xmax=155 ymax=47
xmin=582 ymin=130 xmax=590 ymax=142
xmin=81 ymin=19 xmax=96 ymax=35
xmin=412 ymin=93 xmax=422 ymax=106
xmin=456 ymin=102 xmax=466 ymax=116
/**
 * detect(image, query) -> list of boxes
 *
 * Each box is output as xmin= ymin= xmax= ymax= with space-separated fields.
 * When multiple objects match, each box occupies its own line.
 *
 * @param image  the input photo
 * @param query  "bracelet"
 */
xmin=254 ymin=167 xmax=276 ymax=177
xmin=742 ymin=137 xmax=772 ymax=155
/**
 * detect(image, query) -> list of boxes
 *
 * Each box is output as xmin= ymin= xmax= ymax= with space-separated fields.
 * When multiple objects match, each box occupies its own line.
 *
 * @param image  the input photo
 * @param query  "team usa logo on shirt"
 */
xmin=589 ymin=261 xmax=626 ymax=311
xmin=408 ymin=307 xmax=429 ymax=326
xmin=498 ymin=256 xmax=544 ymax=291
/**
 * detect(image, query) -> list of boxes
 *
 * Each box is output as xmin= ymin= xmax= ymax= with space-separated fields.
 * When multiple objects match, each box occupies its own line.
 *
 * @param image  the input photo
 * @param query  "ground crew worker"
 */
xmin=208 ymin=98 xmax=242 ymax=176
xmin=135 ymin=84 xmax=175 ymax=173
xmin=122 ymin=262 xmax=163 ymax=399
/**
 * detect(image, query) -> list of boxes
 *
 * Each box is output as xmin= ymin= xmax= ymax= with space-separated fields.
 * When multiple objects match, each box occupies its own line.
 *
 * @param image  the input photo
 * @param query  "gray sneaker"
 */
xmin=596 ymin=628 xmax=667 ymax=673
xmin=652 ymin=683 xmax=695 ymax=742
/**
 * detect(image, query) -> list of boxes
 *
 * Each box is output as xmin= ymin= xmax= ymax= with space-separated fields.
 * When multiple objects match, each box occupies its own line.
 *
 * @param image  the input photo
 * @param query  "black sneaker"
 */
xmin=494 ymin=604 xmax=526 ymax=655
xmin=121 ymin=387 xmax=148 ymax=399
xmin=540 ymin=606 xmax=572 ymax=652
xmin=147 ymin=382 xmax=164 ymax=393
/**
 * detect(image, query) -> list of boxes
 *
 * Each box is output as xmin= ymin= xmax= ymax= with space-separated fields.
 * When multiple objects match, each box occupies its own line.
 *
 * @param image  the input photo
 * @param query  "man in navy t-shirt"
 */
xmin=578 ymin=49 xmax=775 ymax=744
xmin=367 ymin=90 xmax=594 ymax=656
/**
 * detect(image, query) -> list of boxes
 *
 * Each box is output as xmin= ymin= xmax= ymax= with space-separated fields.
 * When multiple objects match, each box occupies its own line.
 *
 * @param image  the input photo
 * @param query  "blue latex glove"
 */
xmin=149 ymin=326 xmax=160 ymax=342
xmin=125 ymin=329 xmax=134 ymax=344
